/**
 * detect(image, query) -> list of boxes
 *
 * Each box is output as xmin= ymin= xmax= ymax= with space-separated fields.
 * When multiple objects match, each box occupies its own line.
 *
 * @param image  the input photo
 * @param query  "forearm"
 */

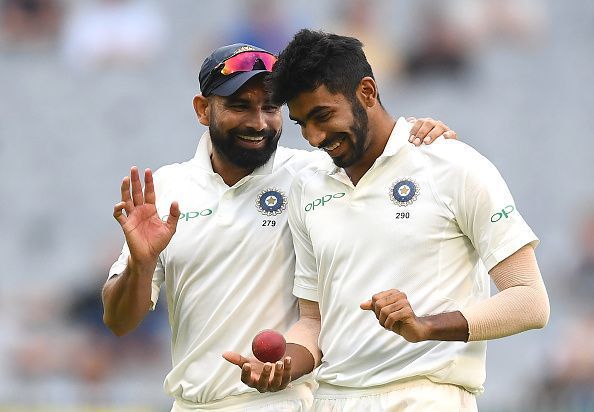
xmin=284 ymin=343 xmax=316 ymax=381
xmin=102 ymin=257 xmax=156 ymax=336
xmin=461 ymin=283 xmax=549 ymax=341
xmin=285 ymin=299 xmax=322 ymax=380
xmin=413 ymin=284 xmax=547 ymax=342
xmin=419 ymin=311 xmax=469 ymax=342
xmin=461 ymin=245 xmax=550 ymax=341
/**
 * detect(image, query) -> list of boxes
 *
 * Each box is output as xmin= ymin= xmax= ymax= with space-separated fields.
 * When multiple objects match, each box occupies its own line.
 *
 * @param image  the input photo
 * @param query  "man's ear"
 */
xmin=193 ymin=95 xmax=211 ymax=126
xmin=358 ymin=77 xmax=378 ymax=108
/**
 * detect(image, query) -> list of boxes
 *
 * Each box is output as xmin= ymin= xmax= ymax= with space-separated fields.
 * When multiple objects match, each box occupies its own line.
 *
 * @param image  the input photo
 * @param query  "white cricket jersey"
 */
xmin=288 ymin=117 xmax=538 ymax=393
xmin=109 ymin=132 xmax=325 ymax=405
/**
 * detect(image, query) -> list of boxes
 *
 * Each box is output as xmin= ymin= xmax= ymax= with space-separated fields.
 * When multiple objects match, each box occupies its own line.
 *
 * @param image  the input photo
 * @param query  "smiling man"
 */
xmin=223 ymin=31 xmax=550 ymax=411
xmin=102 ymin=42 xmax=456 ymax=412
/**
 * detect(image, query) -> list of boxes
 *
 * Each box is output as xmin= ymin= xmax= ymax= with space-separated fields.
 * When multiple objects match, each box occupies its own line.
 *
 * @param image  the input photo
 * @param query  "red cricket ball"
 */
xmin=251 ymin=329 xmax=286 ymax=363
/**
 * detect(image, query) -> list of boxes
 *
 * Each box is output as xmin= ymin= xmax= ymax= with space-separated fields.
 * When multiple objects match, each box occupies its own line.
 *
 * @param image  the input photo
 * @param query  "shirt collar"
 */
xmin=192 ymin=131 xmax=215 ymax=172
xmin=380 ymin=117 xmax=413 ymax=158
xmin=191 ymin=131 xmax=276 ymax=176
xmin=327 ymin=116 xmax=412 ymax=177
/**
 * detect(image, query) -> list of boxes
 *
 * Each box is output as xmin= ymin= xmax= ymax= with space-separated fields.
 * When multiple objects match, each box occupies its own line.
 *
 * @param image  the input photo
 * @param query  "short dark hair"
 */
xmin=269 ymin=29 xmax=377 ymax=105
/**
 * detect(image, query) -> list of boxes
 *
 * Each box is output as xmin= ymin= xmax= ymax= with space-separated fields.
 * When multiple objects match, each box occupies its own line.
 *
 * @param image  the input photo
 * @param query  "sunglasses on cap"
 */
xmin=214 ymin=51 xmax=277 ymax=76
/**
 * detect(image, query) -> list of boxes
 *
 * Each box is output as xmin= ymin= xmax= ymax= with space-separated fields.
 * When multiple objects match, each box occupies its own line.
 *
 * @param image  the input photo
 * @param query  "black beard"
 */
xmin=209 ymin=120 xmax=281 ymax=170
xmin=331 ymin=98 xmax=369 ymax=168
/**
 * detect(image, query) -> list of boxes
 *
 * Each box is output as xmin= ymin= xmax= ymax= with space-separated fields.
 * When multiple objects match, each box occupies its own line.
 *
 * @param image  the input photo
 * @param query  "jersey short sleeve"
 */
xmin=288 ymin=175 xmax=319 ymax=302
xmin=108 ymin=242 xmax=165 ymax=310
xmin=453 ymin=150 xmax=538 ymax=271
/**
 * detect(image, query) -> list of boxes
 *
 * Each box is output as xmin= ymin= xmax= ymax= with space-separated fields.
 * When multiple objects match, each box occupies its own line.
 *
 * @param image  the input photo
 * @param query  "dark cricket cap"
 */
xmin=199 ymin=43 xmax=274 ymax=97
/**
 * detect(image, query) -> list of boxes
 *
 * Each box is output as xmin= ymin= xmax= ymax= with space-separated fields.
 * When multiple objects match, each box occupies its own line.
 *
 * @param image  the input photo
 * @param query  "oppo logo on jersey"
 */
xmin=490 ymin=205 xmax=515 ymax=222
xmin=305 ymin=193 xmax=346 ymax=212
xmin=161 ymin=209 xmax=213 ymax=223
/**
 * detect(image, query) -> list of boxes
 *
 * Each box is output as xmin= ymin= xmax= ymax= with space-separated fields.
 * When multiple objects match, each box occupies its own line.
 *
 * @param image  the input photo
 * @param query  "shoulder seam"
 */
xmin=419 ymin=147 xmax=459 ymax=219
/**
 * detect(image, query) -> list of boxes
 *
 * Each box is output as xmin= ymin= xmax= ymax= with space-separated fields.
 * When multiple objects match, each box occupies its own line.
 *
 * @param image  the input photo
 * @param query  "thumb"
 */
xmin=360 ymin=300 xmax=373 ymax=310
xmin=222 ymin=351 xmax=249 ymax=368
xmin=166 ymin=201 xmax=180 ymax=232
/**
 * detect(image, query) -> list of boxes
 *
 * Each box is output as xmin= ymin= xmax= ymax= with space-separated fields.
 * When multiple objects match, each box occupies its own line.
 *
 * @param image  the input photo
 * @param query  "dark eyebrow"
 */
xmin=289 ymin=105 xmax=331 ymax=123
xmin=223 ymin=97 xmax=249 ymax=104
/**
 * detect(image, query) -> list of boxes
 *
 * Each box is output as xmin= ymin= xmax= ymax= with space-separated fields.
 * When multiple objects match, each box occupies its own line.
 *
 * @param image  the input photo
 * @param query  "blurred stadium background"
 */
xmin=0 ymin=0 xmax=593 ymax=411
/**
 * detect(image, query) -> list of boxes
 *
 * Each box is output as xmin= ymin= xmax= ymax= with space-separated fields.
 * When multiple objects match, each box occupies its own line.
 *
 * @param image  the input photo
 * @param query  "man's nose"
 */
xmin=303 ymin=124 xmax=327 ymax=148
xmin=244 ymin=109 xmax=266 ymax=131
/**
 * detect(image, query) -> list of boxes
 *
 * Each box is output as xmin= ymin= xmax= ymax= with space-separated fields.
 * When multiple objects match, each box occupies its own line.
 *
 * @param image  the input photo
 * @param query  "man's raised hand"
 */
xmin=113 ymin=166 xmax=180 ymax=267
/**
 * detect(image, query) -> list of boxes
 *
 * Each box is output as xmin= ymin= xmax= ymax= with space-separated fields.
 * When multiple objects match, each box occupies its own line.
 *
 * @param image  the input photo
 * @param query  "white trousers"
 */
xmin=171 ymin=381 xmax=315 ymax=412
xmin=313 ymin=378 xmax=478 ymax=412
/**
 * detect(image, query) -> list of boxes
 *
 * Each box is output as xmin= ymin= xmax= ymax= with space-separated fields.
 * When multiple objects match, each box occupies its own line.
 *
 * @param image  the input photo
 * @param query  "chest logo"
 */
xmin=256 ymin=188 xmax=287 ymax=216
xmin=389 ymin=178 xmax=419 ymax=207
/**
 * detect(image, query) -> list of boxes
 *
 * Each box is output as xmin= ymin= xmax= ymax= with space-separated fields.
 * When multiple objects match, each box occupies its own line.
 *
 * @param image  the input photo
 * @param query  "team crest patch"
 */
xmin=389 ymin=178 xmax=419 ymax=207
xmin=256 ymin=188 xmax=287 ymax=216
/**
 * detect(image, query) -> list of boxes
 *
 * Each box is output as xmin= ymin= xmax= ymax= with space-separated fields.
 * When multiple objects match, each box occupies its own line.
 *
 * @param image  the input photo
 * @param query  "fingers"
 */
xmin=166 ymin=201 xmax=180 ymax=232
xmin=120 ymin=166 xmax=145 ymax=213
xmin=361 ymin=289 xmax=409 ymax=323
xmin=144 ymin=169 xmax=156 ymax=204
xmin=270 ymin=361 xmax=284 ymax=389
xmin=361 ymin=289 xmax=397 ymax=311
xmin=241 ymin=363 xmax=253 ymax=386
xmin=116 ymin=166 xmax=179 ymax=232
xmin=408 ymin=117 xmax=424 ymax=137
xmin=280 ymin=356 xmax=292 ymax=389
xmin=371 ymin=289 xmax=404 ymax=310
xmin=361 ymin=290 xmax=422 ymax=341
xmin=130 ymin=166 xmax=144 ymax=206
xmin=372 ymin=292 xmax=402 ymax=320
xmin=422 ymin=121 xmax=451 ymax=144
xmin=443 ymin=130 xmax=457 ymax=140
xmin=120 ymin=176 xmax=133 ymax=215
xmin=235 ymin=357 xmax=291 ymax=393
xmin=222 ymin=352 xmax=249 ymax=368
xmin=379 ymin=301 xmax=407 ymax=327
xmin=113 ymin=201 xmax=127 ymax=226
xmin=238 ymin=361 xmax=271 ymax=392
xmin=409 ymin=118 xmax=432 ymax=146
xmin=119 ymin=166 xmax=173 ymax=217
xmin=384 ymin=306 xmax=411 ymax=331
xmin=409 ymin=122 xmax=427 ymax=146
xmin=408 ymin=118 xmax=453 ymax=146
xmin=240 ymin=362 xmax=270 ymax=392
xmin=256 ymin=363 xmax=273 ymax=392
xmin=264 ymin=358 xmax=292 ymax=392
xmin=412 ymin=120 xmax=438 ymax=146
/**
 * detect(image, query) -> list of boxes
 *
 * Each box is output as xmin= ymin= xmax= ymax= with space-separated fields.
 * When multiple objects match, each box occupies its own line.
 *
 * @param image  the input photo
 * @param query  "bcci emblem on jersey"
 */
xmin=389 ymin=178 xmax=419 ymax=207
xmin=256 ymin=188 xmax=287 ymax=216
